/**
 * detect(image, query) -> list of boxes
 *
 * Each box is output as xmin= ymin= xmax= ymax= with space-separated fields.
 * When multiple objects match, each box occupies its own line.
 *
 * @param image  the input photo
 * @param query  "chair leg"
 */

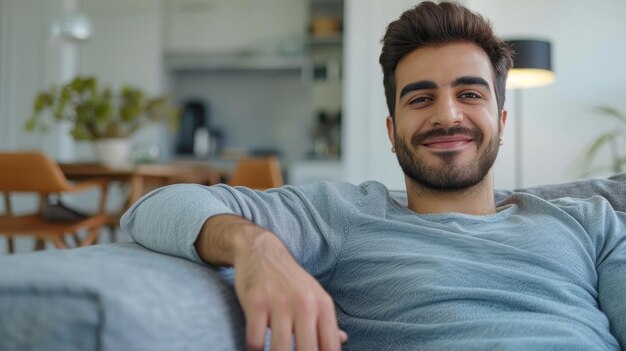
xmin=8 ymin=236 xmax=14 ymax=254
xmin=107 ymin=214 xmax=121 ymax=243
xmin=49 ymin=236 xmax=69 ymax=249
xmin=107 ymin=224 xmax=118 ymax=243
xmin=33 ymin=238 xmax=46 ymax=251
xmin=68 ymin=234 xmax=80 ymax=247
xmin=79 ymin=226 xmax=101 ymax=247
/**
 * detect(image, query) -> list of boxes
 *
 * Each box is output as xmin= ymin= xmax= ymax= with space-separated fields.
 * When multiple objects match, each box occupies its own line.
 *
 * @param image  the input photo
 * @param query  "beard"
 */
xmin=394 ymin=125 xmax=500 ymax=192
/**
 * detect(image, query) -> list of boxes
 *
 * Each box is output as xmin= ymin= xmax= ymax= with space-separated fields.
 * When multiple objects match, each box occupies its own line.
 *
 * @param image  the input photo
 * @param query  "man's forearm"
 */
xmin=195 ymin=214 xmax=286 ymax=266
xmin=194 ymin=215 xmax=347 ymax=350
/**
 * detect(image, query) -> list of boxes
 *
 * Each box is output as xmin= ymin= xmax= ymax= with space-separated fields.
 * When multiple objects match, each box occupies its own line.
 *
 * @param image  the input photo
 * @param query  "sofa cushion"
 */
xmin=0 ymin=242 xmax=245 ymax=351
xmin=0 ymin=292 xmax=99 ymax=351
xmin=494 ymin=173 xmax=626 ymax=210
xmin=389 ymin=173 xmax=626 ymax=211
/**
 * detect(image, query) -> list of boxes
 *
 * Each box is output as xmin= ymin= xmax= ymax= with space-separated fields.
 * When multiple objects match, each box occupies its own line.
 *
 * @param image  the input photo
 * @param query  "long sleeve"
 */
xmin=595 ymin=208 xmax=626 ymax=349
xmin=120 ymin=182 xmax=349 ymax=285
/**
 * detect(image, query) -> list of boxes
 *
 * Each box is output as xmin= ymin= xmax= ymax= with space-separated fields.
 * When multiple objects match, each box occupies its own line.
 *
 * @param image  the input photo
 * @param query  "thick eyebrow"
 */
xmin=398 ymin=76 xmax=492 ymax=101
xmin=398 ymin=80 xmax=438 ymax=100
xmin=452 ymin=76 xmax=491 ymax=91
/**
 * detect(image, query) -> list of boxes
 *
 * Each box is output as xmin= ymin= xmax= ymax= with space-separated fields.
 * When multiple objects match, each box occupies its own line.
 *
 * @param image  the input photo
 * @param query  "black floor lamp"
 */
xmin=505 ymin=39 xmax=555 ymax=188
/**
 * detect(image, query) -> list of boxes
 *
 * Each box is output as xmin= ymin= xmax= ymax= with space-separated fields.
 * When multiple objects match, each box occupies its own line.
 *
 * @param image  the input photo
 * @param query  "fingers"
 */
xmin=294 ymin=295 xmax=319 ymax=351
xmin=317 ymin=296 xmax=343 ymax=351
xmin=234 ymin=245 xmax=345 ymax=351
xmin=245 ymin=309 xmax=268 ymax=351
xmin=339 ymin=330 xmax=349 ymax=344
xmin=270 ymin=308 xmax=293 ymax=351
xmin=245 ymin=295 xmax=346 ymax=351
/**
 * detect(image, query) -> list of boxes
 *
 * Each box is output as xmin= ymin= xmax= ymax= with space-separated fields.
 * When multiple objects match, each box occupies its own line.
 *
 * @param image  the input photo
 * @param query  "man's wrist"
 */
xmin=195 ymin=214 xmax=284 ymax=266
xmin=232 ymin=227 xmax=287 ymax=265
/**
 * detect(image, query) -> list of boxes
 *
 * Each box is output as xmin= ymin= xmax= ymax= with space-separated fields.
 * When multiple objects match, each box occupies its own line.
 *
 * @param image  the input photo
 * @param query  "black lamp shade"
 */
xmin=505 ymin=39 xmax=555 ymax=89
xmin=507 ymin=40 xmax=552 ymax=70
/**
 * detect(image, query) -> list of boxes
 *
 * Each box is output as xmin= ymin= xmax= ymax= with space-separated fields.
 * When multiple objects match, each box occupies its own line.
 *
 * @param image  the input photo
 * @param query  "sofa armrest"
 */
xmin=0 ymin=243 xmax=245 ymax=351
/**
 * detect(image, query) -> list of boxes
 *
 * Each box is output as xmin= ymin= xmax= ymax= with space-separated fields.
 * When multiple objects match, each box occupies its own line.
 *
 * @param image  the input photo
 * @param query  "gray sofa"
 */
xmin=1 ymin=175 xmax=625 ymax=351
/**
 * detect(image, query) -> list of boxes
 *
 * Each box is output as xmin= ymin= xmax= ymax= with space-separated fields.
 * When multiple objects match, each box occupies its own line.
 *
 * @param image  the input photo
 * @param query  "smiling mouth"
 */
xmin=422 ymin=136 xmax=473 ymax=150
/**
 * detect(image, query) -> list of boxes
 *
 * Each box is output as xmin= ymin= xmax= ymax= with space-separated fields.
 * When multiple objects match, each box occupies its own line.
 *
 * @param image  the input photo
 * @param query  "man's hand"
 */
xmin=195 ymin=214 xmax=348 ymax=351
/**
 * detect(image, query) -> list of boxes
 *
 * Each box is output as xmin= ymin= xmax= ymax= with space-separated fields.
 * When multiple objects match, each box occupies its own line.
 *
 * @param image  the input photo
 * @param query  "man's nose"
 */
xmin=429 ymin=96 xmax=463 ymax=128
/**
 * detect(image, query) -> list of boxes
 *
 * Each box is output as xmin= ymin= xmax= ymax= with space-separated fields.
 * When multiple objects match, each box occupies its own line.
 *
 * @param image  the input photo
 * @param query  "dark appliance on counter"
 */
xmin=310 ymin=109 xmax=341 ymax=159
xmin=175 ymin=100 xmax=222 ymax=157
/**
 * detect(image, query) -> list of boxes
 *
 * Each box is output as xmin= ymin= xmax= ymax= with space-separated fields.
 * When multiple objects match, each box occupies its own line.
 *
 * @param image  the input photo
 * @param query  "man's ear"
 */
xmin=386 ymin=116 xmax=396 ymax=153
xmin=499 ymin=109 xmax=508 ymax=140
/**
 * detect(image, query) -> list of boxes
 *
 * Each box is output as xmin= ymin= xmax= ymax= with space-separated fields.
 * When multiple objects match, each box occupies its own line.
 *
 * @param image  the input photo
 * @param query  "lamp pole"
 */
xmin=514 ymin=89 xmax=523 ymax=189
xmin=505 ymin=39 xmax=555 ymax=189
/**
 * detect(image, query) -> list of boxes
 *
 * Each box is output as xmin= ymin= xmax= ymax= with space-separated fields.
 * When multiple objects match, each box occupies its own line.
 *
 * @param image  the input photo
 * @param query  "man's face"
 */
xmin=386 ymin=42 xmax=507 ymax=191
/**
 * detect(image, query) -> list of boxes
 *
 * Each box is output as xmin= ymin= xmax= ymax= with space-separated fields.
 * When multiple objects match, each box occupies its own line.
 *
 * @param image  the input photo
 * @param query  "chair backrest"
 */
xmin=0 ymin=151 xmax=71 ymax=193
xmin=227 ymin=156 xmax=284 ymax=190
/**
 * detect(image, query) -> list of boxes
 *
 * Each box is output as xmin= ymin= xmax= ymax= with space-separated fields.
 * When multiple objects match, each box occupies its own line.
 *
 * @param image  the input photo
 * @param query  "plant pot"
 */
xmin=95 ymin=138 xmax=130 ymax=168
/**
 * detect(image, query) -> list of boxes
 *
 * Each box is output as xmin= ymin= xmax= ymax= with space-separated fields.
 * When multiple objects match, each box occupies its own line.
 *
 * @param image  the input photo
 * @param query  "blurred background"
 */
xmin=0 ymin=0 xmax=625 ymax=189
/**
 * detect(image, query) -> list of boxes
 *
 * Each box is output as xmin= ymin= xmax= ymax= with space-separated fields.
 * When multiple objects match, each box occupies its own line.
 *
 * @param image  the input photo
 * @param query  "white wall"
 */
xmin=342 ymin=0 xmax=626 ymax=190
xmin=78 ymin=0 xmax=163 ymax=95
xmin=0 ymin=0 xmax=66 ymax=154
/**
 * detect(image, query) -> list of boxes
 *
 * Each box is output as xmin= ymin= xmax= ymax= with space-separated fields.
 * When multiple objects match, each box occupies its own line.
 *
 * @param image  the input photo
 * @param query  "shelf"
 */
xmin=310 ymin=0 xmax=343 ymax=11
xmin=165 ymin=52 xmax=311 ymax=72
xmin=307 ymin=35 xmax=343 ymax=46
xmin=311 ymin=0 xmax=342 ymax=5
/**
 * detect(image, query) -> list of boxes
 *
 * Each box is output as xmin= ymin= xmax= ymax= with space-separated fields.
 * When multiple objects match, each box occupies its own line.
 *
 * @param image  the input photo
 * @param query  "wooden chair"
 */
xmin=0 ymin=152 xmax=109 ymax=253
xmin=227 ymin=156 xmax=284 ymax=190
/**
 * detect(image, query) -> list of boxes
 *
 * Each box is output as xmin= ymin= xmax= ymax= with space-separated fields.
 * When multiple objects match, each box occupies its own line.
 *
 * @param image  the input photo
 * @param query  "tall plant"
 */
xmin=580 ymin=106 xmax=626 ymax=176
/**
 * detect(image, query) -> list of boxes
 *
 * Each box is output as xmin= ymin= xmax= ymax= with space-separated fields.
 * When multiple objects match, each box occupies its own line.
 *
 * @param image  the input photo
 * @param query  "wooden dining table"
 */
xmin=59 ymin=162 xmax=224 ymax=233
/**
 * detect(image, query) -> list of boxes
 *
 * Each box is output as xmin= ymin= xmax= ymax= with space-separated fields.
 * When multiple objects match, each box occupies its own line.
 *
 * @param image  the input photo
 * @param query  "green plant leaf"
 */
xmin=616 ymin=156 xmax=626 ymax=173
xmin=85 ymin=77 xmax=96 ymax=96
xmin=580 ymin=130 xmax=619 ymax=170
xmin=24 ymin=75 xmax=173 ymax=141
xmin=24 ymin=116 xmax=39 ymax=131
xmin=33 ymin=93 xmax=50 ymax=112
xmin=580 ymin=163 xmax=616 ymax=178
xmin=70 ymin=126 xmax=93 ymax=141
xmin=594 ymin=105 xmax=626 ymax=124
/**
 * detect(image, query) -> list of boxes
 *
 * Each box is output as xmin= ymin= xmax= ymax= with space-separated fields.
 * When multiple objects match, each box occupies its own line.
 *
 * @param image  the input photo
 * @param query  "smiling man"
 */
xmin=388 ymin=43 xmax=506 ymax=214
xmin=122 ymin=2 xmax=626 ymax=350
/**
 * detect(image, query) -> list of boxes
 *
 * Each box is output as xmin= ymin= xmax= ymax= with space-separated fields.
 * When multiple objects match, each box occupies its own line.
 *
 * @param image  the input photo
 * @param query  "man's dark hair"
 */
xmin=380 ymin=1 xmax=513 ymax=118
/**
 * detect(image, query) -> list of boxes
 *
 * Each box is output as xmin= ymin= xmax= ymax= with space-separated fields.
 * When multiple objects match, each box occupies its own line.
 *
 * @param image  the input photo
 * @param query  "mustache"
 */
xmin=410 ymin=126 xmax=483 ymax=148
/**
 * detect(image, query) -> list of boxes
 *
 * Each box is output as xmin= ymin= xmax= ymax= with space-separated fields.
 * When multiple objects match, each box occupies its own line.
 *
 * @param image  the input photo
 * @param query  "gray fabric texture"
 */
xmin=122 ymin=174 xmax=626 ymax=351
xmin=0 ymin=293 xmax=99 ymax=351
xmin=0 ymin=242 xmax=245 ymax=351
xmin=496 ymin=173 xmax=626 ymax=208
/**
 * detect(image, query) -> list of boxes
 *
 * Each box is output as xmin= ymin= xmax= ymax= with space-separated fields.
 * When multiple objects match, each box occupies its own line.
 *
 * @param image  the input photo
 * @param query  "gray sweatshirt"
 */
xmin=121 ymin=180 xmax=626 ymax=350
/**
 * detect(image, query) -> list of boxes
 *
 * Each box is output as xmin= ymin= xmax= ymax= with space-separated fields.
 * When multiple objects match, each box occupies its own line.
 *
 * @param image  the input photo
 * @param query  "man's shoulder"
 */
xmin=504 ymin=192 xmax=618 ymax=224
xmin=497 ymin=174 xmax=626 ymax=212
xmin=549 ymin=195 xmax=619 ymax=221
xmin=295 ymin=180 xmax=393 ymax=206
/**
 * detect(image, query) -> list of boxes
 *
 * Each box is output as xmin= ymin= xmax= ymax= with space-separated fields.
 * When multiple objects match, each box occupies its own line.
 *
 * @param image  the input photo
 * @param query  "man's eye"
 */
xmin=460 ymin=92 xmax=481 ymax=99
xmin=409 ymin=96 xmax=430 ymax=104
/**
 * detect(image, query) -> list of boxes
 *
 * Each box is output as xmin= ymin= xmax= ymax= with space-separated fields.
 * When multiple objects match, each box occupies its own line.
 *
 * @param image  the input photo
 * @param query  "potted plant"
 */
xmin=579 ymin=106 xmax=626 ymax=176
xmin=25 ymin=76 xmax=176 ymax=167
